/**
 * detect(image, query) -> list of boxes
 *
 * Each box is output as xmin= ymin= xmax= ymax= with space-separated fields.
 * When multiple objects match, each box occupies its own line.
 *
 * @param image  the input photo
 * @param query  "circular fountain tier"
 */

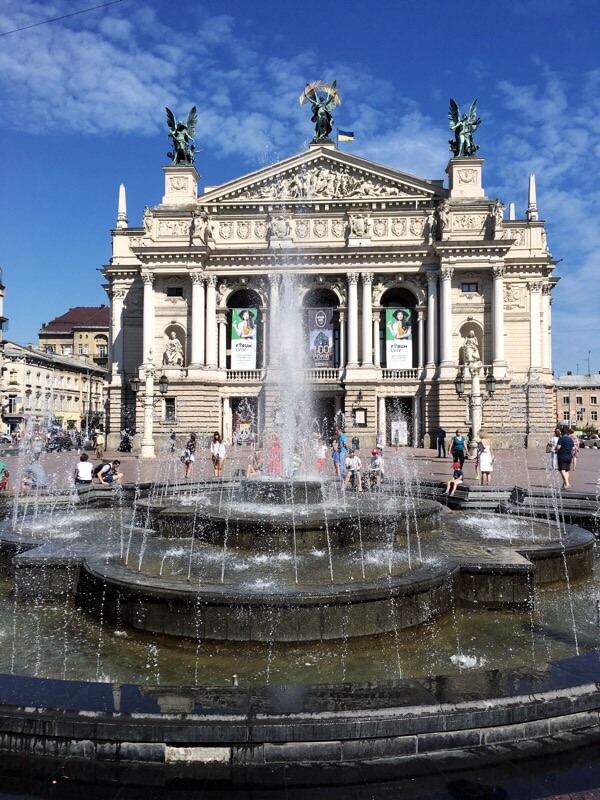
xmin=134 ymin=479 xmax=440 ymax=551
xmin=76 ymin=485 xmax=595 ymax=644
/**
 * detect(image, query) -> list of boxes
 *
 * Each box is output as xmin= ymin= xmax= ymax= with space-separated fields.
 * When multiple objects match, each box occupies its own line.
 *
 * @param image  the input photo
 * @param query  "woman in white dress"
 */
xmin=478 ymin=429 xmax=494 ymax=485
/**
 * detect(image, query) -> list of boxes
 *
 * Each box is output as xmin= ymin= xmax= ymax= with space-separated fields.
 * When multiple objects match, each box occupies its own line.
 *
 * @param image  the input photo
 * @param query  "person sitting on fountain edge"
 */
xmin=97 ymin=460 xmax=123 ymax=486
xmin=445 ymin=461 xmax=463 ymax=497
xmin=343 ymin=449 xmax=363 ymax=492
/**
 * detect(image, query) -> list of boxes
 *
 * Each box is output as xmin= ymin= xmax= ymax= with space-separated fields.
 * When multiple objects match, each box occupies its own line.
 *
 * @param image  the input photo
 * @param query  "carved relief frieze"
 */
xmin=391 ymin=218 xmax=407 ymax=237
xmin=169 ymin=176 xmax=189 ymax=192
xmin=457 ymin=168 xmax=477 ymax=185
xmin=219 ymin=221 xmax=233 ymax=240
xmin=409 ymin=218 xmax=425 ymax=237
xmin=295 ymin=219 xmax=310 ymax=238
xmin=373 ymin=218 xmax=388 ymax=237
xmin=237 ymin=221 xmax=251 ymax=240
xmin=331 ymin=219 xmax=345 ymax=238
xmin=452 ymin=214 xmax=486 ymax=232
xmin=254 ymin=220 xmax=268 ymax=239
xmin=158 ymin=219 xmax=191 ymax=237
xmin=504 ymin=283 xmax=526 ymax=309
xmin=349 ymin=213 xmax=371 ymax=237
xmin=506 ymin=228 xmax=525 ymax=246
xmin=313 ymin=219 xmax=328 ymax=238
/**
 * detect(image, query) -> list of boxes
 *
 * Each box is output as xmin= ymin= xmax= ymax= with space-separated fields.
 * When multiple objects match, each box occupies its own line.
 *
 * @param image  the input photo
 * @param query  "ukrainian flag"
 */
xmin=337 ymin=129 xmax=354 ymax=142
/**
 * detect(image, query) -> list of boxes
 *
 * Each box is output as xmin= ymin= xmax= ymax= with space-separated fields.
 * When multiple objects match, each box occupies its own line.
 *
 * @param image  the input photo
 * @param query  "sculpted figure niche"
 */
xmin=164 ymin=331 xmax=185 ymax=367
xmin=462 ymin=330 xmax=481 ymax=366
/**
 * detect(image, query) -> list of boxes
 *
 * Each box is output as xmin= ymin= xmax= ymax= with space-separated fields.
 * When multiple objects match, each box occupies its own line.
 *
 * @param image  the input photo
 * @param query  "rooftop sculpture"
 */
xmin=166 ymin=106 xmax=197 ymax=165
xmin=300 ymin=80 xmax=342 ymax=144
xmin=448 ymin=98 xmax=481 ymax=157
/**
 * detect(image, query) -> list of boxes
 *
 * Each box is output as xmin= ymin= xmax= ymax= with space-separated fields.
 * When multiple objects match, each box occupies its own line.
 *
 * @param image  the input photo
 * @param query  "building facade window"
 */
xmin=460 ymin=282 xmax=479 ymax=293
xmin=576 ymin=411 xmax=584 ymax=421
xmin=576 ymin=395 xmax=583 ymax=405
xmin=591 ymin=396 xmax=597 ymax=405
xmin=592 ymin=411 xmax=598 ymax=421
xmin=562 ymin=411 xmax=570 ymax=421
xmin=166 ymin=287 xmax=183 ymax=297
xmin=562 ymin=396 xmax=570 ymax=405
xmin=164 ymin=397 xmax=176 ymax=422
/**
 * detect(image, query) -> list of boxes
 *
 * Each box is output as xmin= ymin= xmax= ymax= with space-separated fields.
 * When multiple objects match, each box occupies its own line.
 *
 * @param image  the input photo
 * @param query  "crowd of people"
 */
xmin=2 ymin=421 xmax=589 ymax=495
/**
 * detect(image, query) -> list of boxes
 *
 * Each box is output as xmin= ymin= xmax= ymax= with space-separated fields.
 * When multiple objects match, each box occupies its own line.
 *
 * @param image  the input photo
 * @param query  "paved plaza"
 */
xmin=3 ymin=442 xmax=599 ymax=495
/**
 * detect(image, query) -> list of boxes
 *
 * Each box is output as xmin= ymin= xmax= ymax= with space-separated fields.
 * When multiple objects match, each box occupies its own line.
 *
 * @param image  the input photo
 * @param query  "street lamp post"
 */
xmin=130 ymin=365 xmax=169 ymax=458
xmin=454 ymin=365 xmax=496 ymax=458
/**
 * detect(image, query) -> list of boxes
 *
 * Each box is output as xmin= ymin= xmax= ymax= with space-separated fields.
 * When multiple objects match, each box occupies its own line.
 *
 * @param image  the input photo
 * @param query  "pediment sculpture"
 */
xmin=236 ymin=164 xmax=406 ymax=202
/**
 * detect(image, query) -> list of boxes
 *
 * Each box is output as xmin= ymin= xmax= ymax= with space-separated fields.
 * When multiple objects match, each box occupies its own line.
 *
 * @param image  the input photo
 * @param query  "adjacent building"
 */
xmin=554 ymin=373 xmax=600 ymax=430
xmin=103 ymin=142 xmax=557 ymax=452
xmin=1 ymin=342 xmax=106 ymax=435
xmin=38 ymin=306 xmax=110 ymax=368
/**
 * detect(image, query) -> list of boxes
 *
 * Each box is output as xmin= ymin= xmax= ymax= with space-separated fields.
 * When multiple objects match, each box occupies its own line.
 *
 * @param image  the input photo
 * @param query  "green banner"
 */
xmin=385 ymin=308 xmax=412 ymax=368
xmin=231 ymin=309 xmax=257 ymax=369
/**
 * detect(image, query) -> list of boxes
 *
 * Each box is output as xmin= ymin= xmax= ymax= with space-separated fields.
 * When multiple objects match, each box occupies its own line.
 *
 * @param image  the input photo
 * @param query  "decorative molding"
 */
xmin=441 ymin=267 xmax=454 ymax=280
xmin=347 ymin=272 xmax=360 ymax=285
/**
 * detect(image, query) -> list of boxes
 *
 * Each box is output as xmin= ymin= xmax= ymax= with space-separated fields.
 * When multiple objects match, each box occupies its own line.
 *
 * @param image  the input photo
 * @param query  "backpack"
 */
xmin=93 ymin=461 xmax=109 ymax=478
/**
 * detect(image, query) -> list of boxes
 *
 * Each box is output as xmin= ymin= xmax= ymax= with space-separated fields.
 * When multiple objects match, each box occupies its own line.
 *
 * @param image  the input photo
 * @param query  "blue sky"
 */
xmin=0 ymin=0 xmax=598 ymax=375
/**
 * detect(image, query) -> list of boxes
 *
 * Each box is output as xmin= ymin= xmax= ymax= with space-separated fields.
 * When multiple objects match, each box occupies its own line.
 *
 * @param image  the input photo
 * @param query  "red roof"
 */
xmin=40 ymin=306 xmax=109 ymax=334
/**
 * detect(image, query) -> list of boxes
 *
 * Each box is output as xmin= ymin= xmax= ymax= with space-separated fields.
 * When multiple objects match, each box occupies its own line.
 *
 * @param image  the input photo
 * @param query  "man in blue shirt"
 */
xmin=555 ymin=431 xmax=575 ymax=489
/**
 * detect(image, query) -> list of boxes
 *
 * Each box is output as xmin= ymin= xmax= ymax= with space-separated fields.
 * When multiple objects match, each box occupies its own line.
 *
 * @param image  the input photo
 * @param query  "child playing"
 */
xmin=445 ymin=461 xmax=464 ymax=496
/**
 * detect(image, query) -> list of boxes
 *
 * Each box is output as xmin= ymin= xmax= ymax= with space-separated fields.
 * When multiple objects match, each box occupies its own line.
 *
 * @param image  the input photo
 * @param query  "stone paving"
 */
xmin=1 ymin=442 xmax=598 ymax=495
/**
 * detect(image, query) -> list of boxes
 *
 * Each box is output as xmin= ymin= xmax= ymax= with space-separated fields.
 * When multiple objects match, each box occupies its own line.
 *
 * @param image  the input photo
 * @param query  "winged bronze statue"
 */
xmin=300 ymin=81 xmax=342 ymax=143
xmin=448 ymin=98 xmax=481 ymax=158
xmin=166 ymin=106 xmax=198 ymax=165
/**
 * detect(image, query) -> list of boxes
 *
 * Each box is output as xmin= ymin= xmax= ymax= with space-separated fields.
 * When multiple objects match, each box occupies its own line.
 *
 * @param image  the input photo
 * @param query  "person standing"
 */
xmin=94 ymin=429 xmax=105 ymax=461
xmin=547 ymin=428 xmax=561 ymax=471
xmin=450 ymin=429 xmax=466 ymax=469
xmin=183 ymin=432 xmax=197 ymax=479
xmin=555 ymin=430 xmax=575 ymax=489
xmin=336 ymin=427 xmax=348 ymax=478
xmin=569 ymin=428 xmax=580 ymax=472
xmin=478 ymin=430 xmax=494 ymax=485
xmin=169 ymin=430 xmax=176 ymax=453
xmin=436 ymin=427 xmax=447 ymax=458
xmin=210 ymin=431 xmax=226 ymax=478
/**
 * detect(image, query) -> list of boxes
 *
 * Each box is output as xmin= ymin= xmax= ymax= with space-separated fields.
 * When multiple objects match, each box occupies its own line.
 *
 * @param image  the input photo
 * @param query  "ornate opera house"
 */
xmin=103 ymin=114 xmax=556 ymax=452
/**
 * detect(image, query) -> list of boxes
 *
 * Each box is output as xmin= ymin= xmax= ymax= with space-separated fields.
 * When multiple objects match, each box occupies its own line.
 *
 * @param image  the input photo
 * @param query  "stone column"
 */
xmin=426 ymin=270 xmax=438 ymax=366
xmin=111 ymin=286 xmax=126 ymax=378
xmin=268 ymin=274 xmax=280 ymax=366
xmin=190 ymin=271 xmax=205 ymax=367
xmin=417 ymin=310 xmax=425 ymax=369
xmin=542 ymin=285 xmax=551 ymax=370
xmin=361 ymin=272 xmax=373 ymax=366
xmin=205 ymin=276 xmax=218 ymax=367
xmin=347 ymin=273 xmax=359 ymax=366
xmin=217 ymin=313 xmax=227 ymax=369
xmin=373 ymin=312 xmax=381 ymax=368
xmin=440 ymin=267 xmax=454 ymax=364
xmin=141 ymin=270 xmax=155 ymax=365
xmin=529 ymin=281 xmax=543 ymax=370
xmin=261 ymin=309 xmax=268 ymax=369
xmin=492 ymin=264 xmax=506 ymax=365
xmin=378 ymin=396 xmax=386 ymax=443
xmin=222 ymin=396 xmax=231 ymax=444
xmin=339 ymin=310 xmax=346 ymax=369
